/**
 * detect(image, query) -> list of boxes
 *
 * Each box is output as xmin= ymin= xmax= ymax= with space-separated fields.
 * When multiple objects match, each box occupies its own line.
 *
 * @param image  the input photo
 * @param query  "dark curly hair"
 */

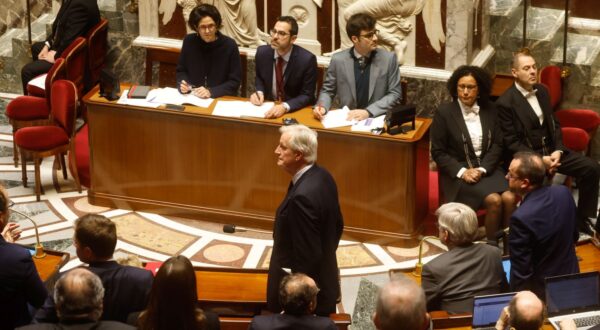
xmin=446 ymin=65 xmax=492 ymax=106
xmin=188 ymin=4 xmax=222 ymax=32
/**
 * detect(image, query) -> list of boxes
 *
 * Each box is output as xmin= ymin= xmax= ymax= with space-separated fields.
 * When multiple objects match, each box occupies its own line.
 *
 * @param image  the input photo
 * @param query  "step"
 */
xmin=510 ymin=7 xmax=565 ymax=42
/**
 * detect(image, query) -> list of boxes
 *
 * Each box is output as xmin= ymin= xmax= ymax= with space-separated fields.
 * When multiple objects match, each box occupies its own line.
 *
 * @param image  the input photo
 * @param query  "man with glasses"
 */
xmin=313 ymin=13 xmax=401 ymax=121
xmin=505 ymin=151 xmax=579 ymax=299
xmin=251 ymin=16 xmax=317 ymax=119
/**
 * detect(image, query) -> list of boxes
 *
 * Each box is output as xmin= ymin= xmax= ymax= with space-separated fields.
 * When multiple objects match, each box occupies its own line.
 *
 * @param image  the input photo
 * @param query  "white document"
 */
xmin=27 ymin=74 xmax=47 ymax=90
xmin=117 ymin=89 xmax=161 ymax=108
xmin=321 ymin=106 xmax=356 ymax=128
xmin=212 ymin=100 xmax=274 ymax=118
xmin=147 ymin=87 xmax=214 ymax=108
xmin=351 ymin=114 xmax=386 ymax=132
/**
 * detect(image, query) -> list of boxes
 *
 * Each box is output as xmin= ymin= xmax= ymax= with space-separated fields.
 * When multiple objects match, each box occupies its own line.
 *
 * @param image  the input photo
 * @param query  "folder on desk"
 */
xmin=128 ymin=85 xmax=151 ymax=99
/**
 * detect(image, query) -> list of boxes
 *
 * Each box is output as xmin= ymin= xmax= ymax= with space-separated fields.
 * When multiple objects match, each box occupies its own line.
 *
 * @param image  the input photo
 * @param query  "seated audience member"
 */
xmin=132 ymin=255 xmax=220 ymax=330
xmin=18 ymin=268 xmax=134 ymax=330
xmin=35 ymin=214 xmax=154 ymax=323
xmin=494 ymin=291 xmax=545 ymax=330
xmin=176 ymin=4 xmax=241 ymax=98
xmin=0 ymin=186 xmax=47 ymax=329
xmin=506 ymin=152 xmax=579 ymax=298
xmin=313 ymin=13 xmax=401 ymax=121
xmin=373 ymin=274 xmax=430 ymax=330
xmin=250 ymin=16 xmax=317 ymax=118
xmin=251 ymin=273 xmax=335 ymax=330
xmin=20 ymin=0 xmax=100 ymax=94
xmin=431 ymin=65 xmax=515 ymax=241
xmin=421 ymin=203 xmax=508 ymax=314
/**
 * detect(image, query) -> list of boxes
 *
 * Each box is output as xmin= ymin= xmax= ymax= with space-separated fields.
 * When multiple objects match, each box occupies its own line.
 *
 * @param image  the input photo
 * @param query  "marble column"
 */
xmin=445 ymin=0 xmax=477 ymax=71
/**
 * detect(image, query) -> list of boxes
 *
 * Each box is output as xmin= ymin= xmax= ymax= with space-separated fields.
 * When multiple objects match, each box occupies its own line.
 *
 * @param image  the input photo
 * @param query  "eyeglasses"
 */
xmin=457 ymin=84 xmax=478 ymax=92
xmin=505 ymin=172 xmax=522 ymax=181
xmin=198 ymin=24 xmax=216 ymax=32
xmin=270 ymin=29 xmax=291 ymax=38
xmin=359 ymin=30 xmax=379 ymax=39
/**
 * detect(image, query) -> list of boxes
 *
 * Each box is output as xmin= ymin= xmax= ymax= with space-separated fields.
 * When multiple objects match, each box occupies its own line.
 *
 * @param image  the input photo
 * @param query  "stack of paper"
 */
xmin=212 ymin=100 xmax=274 ymax=118
xmin=147 ymin=87 xmax=214 ymax=108
xmin=321 ymin=106 xmax=357 ymax=128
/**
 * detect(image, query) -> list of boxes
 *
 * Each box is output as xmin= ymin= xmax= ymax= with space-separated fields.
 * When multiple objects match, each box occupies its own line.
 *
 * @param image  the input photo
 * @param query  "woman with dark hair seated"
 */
xmin=431 ymin=65 xmax=515 ymax=241
xmin=176 ymin=4 xmax=241 ymax=98
xmin=131 ymin=255 xmax=220 ymax=330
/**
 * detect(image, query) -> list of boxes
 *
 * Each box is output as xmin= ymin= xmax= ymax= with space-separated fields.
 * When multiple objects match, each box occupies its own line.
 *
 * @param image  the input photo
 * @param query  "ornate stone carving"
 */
xmin=289 ymin=6 xmax=309 ymax=27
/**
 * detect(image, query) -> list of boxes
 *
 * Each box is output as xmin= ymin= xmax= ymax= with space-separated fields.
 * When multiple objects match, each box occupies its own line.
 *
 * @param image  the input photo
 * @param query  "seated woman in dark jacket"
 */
xmin=431 ymin=65 xmax=515 ymax=241
xmin=176 ymin=4 xmax=241 ymax=98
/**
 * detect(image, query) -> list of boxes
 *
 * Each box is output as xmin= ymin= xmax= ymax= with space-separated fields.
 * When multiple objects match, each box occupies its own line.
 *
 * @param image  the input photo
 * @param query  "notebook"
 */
xmin=472 ymin=292 xmax=516 ymax=330
xmin=546 ymin=271 xmax=600 ymax=330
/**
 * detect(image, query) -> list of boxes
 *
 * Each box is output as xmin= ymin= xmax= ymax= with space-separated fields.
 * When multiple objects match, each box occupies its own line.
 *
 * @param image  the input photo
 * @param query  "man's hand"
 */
xmin=347 ymin=109 xmax=369 ymax=121
xmin=250 ymin=92 xmax=264 ymax=106
xmin=41 ymin=50 xmax=57 ymax=64
xmin=38 ymin=45 xmax=50 ymax=60
xmin=542 ymin=151 xmax=561 ymax=175
xmin=1 ymin=222 xmax=22 ymax=243
xmin=193 ymin=86 xmax=211 ymax=99
xmin=313 ymin=106 xmax=326 ymax=120
xmin=462 ymin=168 xmax=482 ymax=184
xmin=495 ymin=306 xmax=509 ymax=330
xmin=558 ymin=319 xmax=576 ymax=330
xmin=180 ymin=80 xmax=193 ymax=94
xmin=264 ymin=104 xmax=286 ymax=119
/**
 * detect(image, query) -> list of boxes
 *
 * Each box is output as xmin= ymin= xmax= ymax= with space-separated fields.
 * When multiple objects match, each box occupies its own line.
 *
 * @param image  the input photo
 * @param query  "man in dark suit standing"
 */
xmin=35 ymin=214 xmax=153 ymax=323
xmin=506 ymin=152 xmax=579 ymax=299
xmin=496 ymin=48 xmax=600 ymax=236
xmin=268 ymin=124 xmax=344 ymax=316
xmin=250 ymin=16 xmax=317 ymax=118
xmin=251 ymin=273 xmax=336 ymax=329
xmin=20 ymin=0 xmax=100 ymax=94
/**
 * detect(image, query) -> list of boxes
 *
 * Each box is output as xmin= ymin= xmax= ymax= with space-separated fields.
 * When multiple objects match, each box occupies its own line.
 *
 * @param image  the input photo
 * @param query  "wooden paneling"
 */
xmin=317 ymin=0 xmax=333 ymax=54
xmin=85 ymin=87 xmax=431 ymax=245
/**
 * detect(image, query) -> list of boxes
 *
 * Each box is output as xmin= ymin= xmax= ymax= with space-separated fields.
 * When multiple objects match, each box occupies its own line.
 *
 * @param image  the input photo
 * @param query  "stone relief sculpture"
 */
xmin=335 ymin=0 xmax=446 ymax=65
xmin=159 ymin=0 xmax=264 ymax=47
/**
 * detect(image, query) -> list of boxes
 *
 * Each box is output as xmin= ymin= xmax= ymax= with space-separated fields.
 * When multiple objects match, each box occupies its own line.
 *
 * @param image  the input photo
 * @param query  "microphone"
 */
xmin=413 ymin=236 xmax=440 ymax=277
xmin=10 ymin=204 xmax=46 ymax=258
xmin=222 ymin=224 xmax=271 ymax=235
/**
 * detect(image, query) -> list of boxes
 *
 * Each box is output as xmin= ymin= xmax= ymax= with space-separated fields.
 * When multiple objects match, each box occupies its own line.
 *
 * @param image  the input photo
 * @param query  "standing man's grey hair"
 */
xmin=374 ymin=274 xmax=429 ymax=330
xmin=279 ymin=124 xmax=318 ymax=163
xmin=436 ymin=202 xmax=479 ymax=246
xmin=54 ymin=267 xmax=105 ymax=321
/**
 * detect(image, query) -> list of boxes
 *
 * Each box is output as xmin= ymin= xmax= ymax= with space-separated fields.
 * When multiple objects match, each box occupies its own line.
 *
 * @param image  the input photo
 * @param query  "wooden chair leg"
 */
xmin=12 ymin=125 xmax=19 ymax=167
xmin=60 ymin=153 xmax=67 ymax=179
xmin=68 ymin=149 xmax=82 ymax=193
xmin=20 ymin=149 xmax=28 ymax=188
xmin=34 ymin=157 xmax=41 ymax=201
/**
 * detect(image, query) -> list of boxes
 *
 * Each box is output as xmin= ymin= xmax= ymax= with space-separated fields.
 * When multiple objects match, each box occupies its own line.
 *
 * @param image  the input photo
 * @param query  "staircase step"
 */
xmin=489 ymin=0 xmax=522 ymax=17
xmin=510 ymin=7 xmax=565 ymax=41
xmin=550 ymin=33 xmax=600 ymax=66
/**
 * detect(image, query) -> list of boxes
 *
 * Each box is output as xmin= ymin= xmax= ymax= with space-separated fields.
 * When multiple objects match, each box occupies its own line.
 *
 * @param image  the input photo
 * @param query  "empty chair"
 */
xmin=69 ymin=124 xmax=90 ymax=188
xmin=85 ymin=18 xmax=109 ymax=92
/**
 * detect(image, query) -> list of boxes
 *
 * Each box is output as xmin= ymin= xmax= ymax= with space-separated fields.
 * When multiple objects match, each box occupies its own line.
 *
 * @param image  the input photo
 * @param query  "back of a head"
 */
xmin=55 ymin=267 xmax=105 ymax=322
xmin=513 ymin=152 xmax=545 ymax=187
xmin=509 ymin=291 xmax=544 ymax=330
xmin=279 ymin=273 xmax=319 ymax=316
xmin=74 ymin=214 xmax=117 ymax=259
xmin=140 ymin=255 xmax=204 ymax=330
xmin=375 ymin=274 xmax=428 ymax=330
xmin=435 ymin=202 xmax=479 ymax=246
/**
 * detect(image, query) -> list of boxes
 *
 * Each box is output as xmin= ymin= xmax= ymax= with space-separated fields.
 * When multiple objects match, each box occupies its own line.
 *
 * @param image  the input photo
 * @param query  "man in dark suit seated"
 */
xmin=20 ymin=0 xmax=100 ymax=94
xmin=373 ymin=274 xmax=431 ymax=330
xmin=0 ymin=187 xmax=47 ymax=329
xmin=250 ymin=273 xmax=336 ymax=330
xmin=421 ymin=203 xmax=508 ymax=314
xmin=18 ymin=268 xmax=134 ymax=330
xmin=267 ymin=124 xmax=344 ymax=317
xmin=250 ymin=16 xmax=317 ymax=118
xmin=505 ymin=152 xmax=579 ymax=299
xmin=496 ymin=47 xmax=600 ymax=237
xmin=35 ymin=214 xmax=154 ymax=323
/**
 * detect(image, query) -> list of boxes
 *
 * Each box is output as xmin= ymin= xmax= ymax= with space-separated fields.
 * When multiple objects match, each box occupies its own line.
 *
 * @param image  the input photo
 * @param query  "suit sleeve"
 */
xmin=209 ymin=40 xmax=242 ymax=98
xmin=497 ymin=96 xmax=534 ymax=155
xmin=254 ymin=48 xmax=268 ymax=96
xmin=431 ymin=106 xmax=463 ymax=177
xmin=316 ymin=56 xmax=338 ymax=110
xmin=287 ymin=194 xmax=322 ymax=276
xmin=479 ymin=107 xmax=505 ymax=173
xmin=176 ymin=38 xmax=191 ymax=93
xmin=286 ymin=53 xmax=317 ymax=111
xmin=421 ymin=264 xmax=442 ymax=311
xmin=508 ymin=216 xmax=534 ymax=292
xmin=365 ymin=52 xmax=402 ymax=117
xmin=34 ymin=293 xmax=59 ymax=323
xmin=54 ymin=2 xmax=93 ymax=56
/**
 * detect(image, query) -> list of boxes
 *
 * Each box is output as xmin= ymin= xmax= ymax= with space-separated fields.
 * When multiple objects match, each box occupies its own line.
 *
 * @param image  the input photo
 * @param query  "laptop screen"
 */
xmin=472 ymin=293 xmax=516 ymax=327
xmin=546 ymin=272 xmax=600 ymax=315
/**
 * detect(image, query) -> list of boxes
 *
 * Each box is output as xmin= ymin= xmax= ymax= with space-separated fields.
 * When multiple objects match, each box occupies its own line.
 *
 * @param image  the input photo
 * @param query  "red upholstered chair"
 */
xmin=6 ymin=58 xmax=67 ymax=166
xmin=85 ymin=18 xmax=109 ymax=91
xmin=14 ymin=80 xmax=81 ymax=201
xmin=560 ymin=127 xmax=591 ymax=189
xmin=539 ymin=65 xmax=562 ymax=110
xmin=556 ymin=109 xmax=600 ymax=156
xmin=69 ymin=124 xmax=90 ymax=188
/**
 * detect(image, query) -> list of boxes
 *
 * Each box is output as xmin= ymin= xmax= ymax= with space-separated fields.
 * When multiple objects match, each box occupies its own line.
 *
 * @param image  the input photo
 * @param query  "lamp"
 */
xmin=413 ymin=236 xmax=440 ymax=277
xmin=9 ymin=201 xmax=45 ymax=258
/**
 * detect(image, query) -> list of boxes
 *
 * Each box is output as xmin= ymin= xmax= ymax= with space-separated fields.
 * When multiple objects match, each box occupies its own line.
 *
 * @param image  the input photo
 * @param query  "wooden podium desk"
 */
xmin=84 ymin=86 xmax=431 ymax=245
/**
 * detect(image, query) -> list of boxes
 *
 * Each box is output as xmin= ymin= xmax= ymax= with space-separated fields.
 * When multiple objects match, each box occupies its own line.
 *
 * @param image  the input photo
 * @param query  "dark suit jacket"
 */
xmin=35 ymin=261 xmax=153 ymax=323
xmin=267 ymin=165 xmax=344 ymax=316
xmin=431 ymin=101 xmax=505 ymax=202
xmin=47 ymin=0 xmax=100 ymax=57
xmin=421 ymin=243 xmax=508 ymax=314
xmin=254 ymin=44 xmax=317 ymax=111
xmin=0 ymin=237 xmax=48 ymax=330
xmin=249 ymin=313 xmax=337 ymax=330
xmin=17 ymin=320 xmax=135 ymax=330
xmin=509 ymin=185 xmax=579 ymax=298
xmin=496 ymin=83 xmax=565 ymax=158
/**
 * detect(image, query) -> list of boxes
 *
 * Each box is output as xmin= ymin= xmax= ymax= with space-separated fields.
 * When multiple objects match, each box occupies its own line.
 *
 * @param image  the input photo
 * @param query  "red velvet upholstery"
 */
xmin=6 ymin=96 xmax=48 ymax=121
xmin=61 ymin=37 xmax=87 ymax=98
xmin=539 ymin=65 xmax=562 ymax=110
xmin=23 ymin=58 xmax=67 ymax=108
xmin=70 ymin=124 xmax=90 ymax=188
xmin=555 ymin=109 xmax=600 ymax=134
xmin=561 ymin=127 xmax=591 ymax=153
xmin=15 ymin=80 xmax=80 ymax=201
xmin=85 ymin=18 xmax=109 ymax=90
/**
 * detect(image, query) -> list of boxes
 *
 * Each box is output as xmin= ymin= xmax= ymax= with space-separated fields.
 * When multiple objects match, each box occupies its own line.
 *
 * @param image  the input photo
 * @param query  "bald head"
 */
xmin=279 ymin=273 xmax=320 ymax=315
xmin=54 ymin=267 xmax=105 ymax=321
xmin=509 ymin=291 xmax=544 ymax=330
xmin=374 ymin=275 xmax=428 ymax=330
